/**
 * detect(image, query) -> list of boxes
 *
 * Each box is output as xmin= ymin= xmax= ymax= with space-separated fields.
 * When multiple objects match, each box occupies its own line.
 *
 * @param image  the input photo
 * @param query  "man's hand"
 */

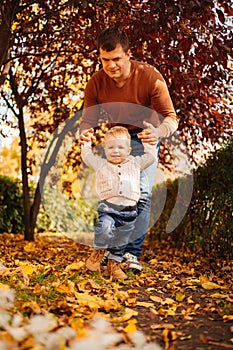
xmin=137 ymin=121 xmax=159 ymax=145
xmin=79 ymin=128 xmax=95 ymax=145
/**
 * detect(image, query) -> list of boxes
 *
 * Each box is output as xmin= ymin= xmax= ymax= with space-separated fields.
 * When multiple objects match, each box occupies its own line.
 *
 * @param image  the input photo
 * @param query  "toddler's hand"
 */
xmin=79 ymin=128 xmax=95 ymax=144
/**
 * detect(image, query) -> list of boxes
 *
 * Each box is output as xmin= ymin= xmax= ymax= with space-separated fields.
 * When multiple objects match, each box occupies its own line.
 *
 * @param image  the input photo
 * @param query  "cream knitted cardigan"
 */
xmin=81 ymin=142 xmax=157 ymax=204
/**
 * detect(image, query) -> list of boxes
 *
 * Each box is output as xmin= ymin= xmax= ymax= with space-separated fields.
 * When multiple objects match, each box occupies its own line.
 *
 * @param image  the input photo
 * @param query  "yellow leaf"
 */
xmin=65 ymin=261 xmax=85 ymax=272
xmin=151 ymin=323 xmax=175 ymax=330
xmin=199 ymin=275 xmax=209 ymax=283
xmin=127 ymin=289 xmax=139 ymax=294
xmin=24 ymin=242 xmax=35 ymax=252
xmin=86 ymin=279 xmax=102 ymax=290
xmin=56 ymin=284 xmax=70 ymax=294
xmin=175 ymin=291 xmax=186 ymax=302
xmin=223 ymin=315 xmax=233 ymax=322
xmin=74 ymin=292 xmax=100 ymax=309
xmin=149 ymin=307 xmax=158 ymax=315
xmin=110 ymin=308 xmax=138 ymax=323
xmin=21 ymin=301 xmax=41 ymax=314
xmin=0 ymin=283 xmax=10 ymax=290
xmin=124 ymin=319 xmax=137 ymax=333
xmin=67 ymin=280 xmax=76 ymax=294
xmin=201 ymin=282 xmax=223 ymax=290
xmin=211 ymin=293 xmax=228 ymax=299
xmin=150 ymin=295 xmax=163 ymax=303
xmin=137 ymin=301 xmax=154 ymax=308
xmin=158 ymin=305 xmax=177 ymax=317
xmin=116 ymin=290 xmax=129 ymax=302
xmin=99 ymin=299 xmax=121 ymax=312
xmin=167 ymin=307 xmax=177 ymax=316
xmin=125 ymin=297 xmax=137 ymax=307
xmin=163 ymin=298 xmax=176 ymax=305
xmin=20 ymin=264 xmax=35 ymax=275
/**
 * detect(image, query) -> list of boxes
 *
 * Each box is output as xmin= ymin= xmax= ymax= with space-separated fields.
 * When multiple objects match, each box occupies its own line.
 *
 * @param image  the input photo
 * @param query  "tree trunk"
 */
xmin=9 ymin=68 xmax=33 ymax=240
xmin=18 ymin=109 xmax=34 ymax=240
xmin=10 ymin=61 xmax=82 ymax=238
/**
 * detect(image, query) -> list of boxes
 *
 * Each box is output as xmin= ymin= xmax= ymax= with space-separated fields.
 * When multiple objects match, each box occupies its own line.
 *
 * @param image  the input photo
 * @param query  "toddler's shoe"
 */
xmin=86 ymin=249 xmax=105 ymax=272
xmin=107 ymin=259 xmax=127 ymax=280
xmin=123 ymin=252 xmax=142 ymax=271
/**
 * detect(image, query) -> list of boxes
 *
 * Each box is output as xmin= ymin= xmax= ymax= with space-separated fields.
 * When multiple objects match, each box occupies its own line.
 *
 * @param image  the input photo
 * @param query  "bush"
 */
xmin=0 ymin=175 xmax=24 ymax=233
xmin=149 ymin=138 xmax=233 ymax=258
xmin=0 ymin=175 xmax=97 ymax=235
xmin=36 ymin=186 xmax=97 ymax=233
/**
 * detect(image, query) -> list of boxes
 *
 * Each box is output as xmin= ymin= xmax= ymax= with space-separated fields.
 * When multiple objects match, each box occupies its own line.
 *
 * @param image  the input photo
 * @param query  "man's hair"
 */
xmin=104 ymin=126 xmax=131 ymax=142
xmin=96 ymin=27 xmax=129 ymax=53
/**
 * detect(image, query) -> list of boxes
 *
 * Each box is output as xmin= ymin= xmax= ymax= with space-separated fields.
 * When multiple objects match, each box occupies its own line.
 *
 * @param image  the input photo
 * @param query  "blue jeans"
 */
xmin=124 ymin=133 xmax=160 ymax=258
xmin=94 ymin=201 xmax=138 ymax=258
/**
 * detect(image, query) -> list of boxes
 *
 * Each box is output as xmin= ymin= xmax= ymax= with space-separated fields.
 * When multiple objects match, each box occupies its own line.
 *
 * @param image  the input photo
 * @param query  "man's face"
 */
xmin=104 ymin=137 xmax=131 ymax=164
xmin=99 ymin=44 xmax=131 ymax=80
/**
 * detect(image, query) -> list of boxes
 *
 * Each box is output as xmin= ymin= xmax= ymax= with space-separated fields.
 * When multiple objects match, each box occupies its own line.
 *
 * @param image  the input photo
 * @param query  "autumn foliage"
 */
xmin=0 ymin=233 xmax=233 ymax=349
xmin=0 ymin=0 xmax=232 ymax=239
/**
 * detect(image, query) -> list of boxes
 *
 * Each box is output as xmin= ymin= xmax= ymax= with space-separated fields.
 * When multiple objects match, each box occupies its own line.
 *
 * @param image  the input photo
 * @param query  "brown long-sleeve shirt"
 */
xmin=80 ymin=60 xmax=178 ymax=137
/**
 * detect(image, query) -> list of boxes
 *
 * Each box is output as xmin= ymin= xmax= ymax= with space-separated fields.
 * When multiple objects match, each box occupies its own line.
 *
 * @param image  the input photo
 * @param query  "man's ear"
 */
xmin=126 ymin=49 xmax=131 ymax=59
xmin=128 ymin=146 xmax=132 ymax=154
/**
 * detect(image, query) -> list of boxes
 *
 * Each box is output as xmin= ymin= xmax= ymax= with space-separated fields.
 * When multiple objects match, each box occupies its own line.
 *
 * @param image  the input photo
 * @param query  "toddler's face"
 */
xmin=104 ymin=137 xmax=131 ymax=164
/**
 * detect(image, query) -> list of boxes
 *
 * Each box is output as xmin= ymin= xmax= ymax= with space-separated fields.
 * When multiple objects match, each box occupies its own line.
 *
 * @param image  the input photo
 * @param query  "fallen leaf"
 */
xmin=74 ymin=292 xmax=100 ymax=310
xmin=124 ymin=319 xmax=137 ymax=333
xmin=21 ymin=301 xmax=41 ymax=314
xmin=180 ymin=335 xmax=192 ymax=340
xmin=56 ymin=284 xmax=71 ymax=294
xmin=223 ymin=315 xmax=233 ymax=322
xmin=149 ymin=307 xmax=158 ymax=315
xmin=99 ymin=299 xmax=121 ymax=312
xmin=136 ymin=301 xmax=154 ymax=308
xmin=110 ymin=308 xmax=138 ymax=323
xmin=127 ymin=289 xmax=139 ymax=294
xmin=202 ymin=281 xmax=223 ymax=290
xmin=23 ymin=242 xmax=36 ymax=252
xmin=151 ymin=323 xmax=175 ymax=330
xmin=20 ymin=264 xmax=35 ymax=275
xmin=65 ymin=261 xmax=85 ymax=272
xmin=211 ymin=292 xmax=228 ymax=299
xmin=175 ymin=291 xmax=186 ymax=302
xmin=0 ymin=283 xmax=10 ymax=290
xmin=163 ymin=298 xmax=177 ymax=305
xmin=150 ymin=295 xmax=163 ymax=303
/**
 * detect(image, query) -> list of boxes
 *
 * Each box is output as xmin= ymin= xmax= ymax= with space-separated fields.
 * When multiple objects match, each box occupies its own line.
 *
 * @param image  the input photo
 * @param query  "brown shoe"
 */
xmin=86 ymin=249 xmax=105 ymax=272
xmin=107 ymin=259 xmax=127 ymax=280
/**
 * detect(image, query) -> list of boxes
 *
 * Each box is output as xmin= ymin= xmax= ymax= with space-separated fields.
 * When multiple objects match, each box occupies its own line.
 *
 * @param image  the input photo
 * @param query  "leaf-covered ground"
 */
xmin=0 ymin=232 xmax=233 ymax=350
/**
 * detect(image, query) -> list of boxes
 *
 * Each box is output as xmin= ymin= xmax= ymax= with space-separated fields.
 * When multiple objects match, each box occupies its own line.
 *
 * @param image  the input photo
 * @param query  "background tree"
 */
xmin=0 ymin=0 xmax=232 ymax=240
xmin=0 ymin=138 xmax=21 ymax=178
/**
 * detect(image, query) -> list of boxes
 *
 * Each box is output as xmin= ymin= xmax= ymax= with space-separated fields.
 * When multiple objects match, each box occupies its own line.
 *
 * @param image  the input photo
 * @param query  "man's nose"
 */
xmin=108 ymin=60 xmax=116 ymax=68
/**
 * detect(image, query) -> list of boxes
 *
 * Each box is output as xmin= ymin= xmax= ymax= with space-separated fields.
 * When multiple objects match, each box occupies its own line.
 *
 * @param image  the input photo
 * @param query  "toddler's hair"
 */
xmin=104 ymin=126 xmax=131 ymax=142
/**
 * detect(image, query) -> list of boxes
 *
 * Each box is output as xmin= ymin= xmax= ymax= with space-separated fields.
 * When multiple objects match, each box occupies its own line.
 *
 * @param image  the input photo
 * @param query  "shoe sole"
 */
xmin=127 ymin=263 xmax=142 ymax=271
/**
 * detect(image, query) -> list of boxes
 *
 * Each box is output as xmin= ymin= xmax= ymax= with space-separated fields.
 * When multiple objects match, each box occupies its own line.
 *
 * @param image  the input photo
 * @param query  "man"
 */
xmin=79 ymin=27 xmax=178 ymax=271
